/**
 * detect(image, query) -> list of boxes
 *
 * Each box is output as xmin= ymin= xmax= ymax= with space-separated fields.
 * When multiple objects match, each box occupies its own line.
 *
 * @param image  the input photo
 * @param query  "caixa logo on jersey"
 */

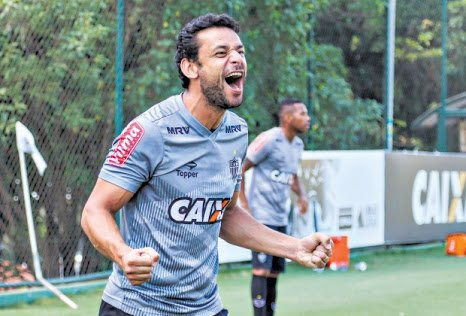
xmin=168 ymin=197 xmax=230 ymax=224
xmin=108 ymin=122 xmax=144 ymax=166
xmin=269 ymin=170 xmax=293 ymax=185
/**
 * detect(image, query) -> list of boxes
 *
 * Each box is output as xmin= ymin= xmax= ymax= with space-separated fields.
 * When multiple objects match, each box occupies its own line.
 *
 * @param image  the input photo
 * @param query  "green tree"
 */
xmin=121 ymin=0 xmax=384 ymax=148
xmin=315 ymin=0 xmax=465 ymax=150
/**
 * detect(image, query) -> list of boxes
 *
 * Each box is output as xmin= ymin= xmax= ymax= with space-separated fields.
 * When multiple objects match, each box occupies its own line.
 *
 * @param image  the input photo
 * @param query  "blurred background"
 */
xmin=0 ymin=0 xmax=465 ymax=308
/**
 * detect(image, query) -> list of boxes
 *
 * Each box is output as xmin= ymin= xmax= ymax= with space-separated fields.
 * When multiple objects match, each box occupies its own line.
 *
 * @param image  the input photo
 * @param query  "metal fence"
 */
xmin=0 ymin=1 xmax=116 ymax=286
xmin=0 ymin=0 xmax=464 ymax=292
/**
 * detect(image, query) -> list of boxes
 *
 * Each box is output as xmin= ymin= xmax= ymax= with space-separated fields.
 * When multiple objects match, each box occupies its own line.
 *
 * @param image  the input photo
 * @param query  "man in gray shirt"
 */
xmin=240 ymin=99 xmax=311 ymax=316
xmin=82 ymin=13 xmax=332 ymax=316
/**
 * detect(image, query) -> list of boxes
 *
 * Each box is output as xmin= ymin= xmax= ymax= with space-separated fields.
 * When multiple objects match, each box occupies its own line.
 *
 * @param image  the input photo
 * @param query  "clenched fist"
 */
xmin=295 ymin=233 xmax=333 ymax=269
xmin=120 ymin=247 xmax=159 ymax=286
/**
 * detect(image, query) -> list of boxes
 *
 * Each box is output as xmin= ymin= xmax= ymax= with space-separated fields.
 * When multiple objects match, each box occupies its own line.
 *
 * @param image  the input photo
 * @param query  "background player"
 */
xmin=239 ymin=99 xmax=311 ymax=316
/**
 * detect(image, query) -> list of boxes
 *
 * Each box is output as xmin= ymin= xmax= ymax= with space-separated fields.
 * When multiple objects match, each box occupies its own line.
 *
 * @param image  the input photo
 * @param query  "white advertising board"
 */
xmin=218 ymin=239 xmax=251 ymax=264
xmin=290 ymin=150 xmax=385 ymax=248
xmin=218 ymin=150 xmax=386 ymax=263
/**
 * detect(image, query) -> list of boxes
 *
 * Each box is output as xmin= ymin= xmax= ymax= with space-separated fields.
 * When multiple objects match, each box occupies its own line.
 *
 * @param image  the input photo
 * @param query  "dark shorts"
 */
xmin=251 ymin=225 xmax=287 ymax=273
xmin=99 ymin=301 xmax=131 ymax=316
xmin=99 ymin=300 xmax=228 ymax=316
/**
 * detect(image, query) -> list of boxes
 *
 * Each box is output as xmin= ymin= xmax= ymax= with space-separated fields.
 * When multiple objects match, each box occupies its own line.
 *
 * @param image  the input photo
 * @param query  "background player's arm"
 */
xmin=291 ymin=174 xmax=308 ymax=215
xmin=221 ymin=193 xmax=332 ymax=268
xmin=81 ymin=179 xmax=159 ymax=285
xmin=238 ymin=158 xmax=255 ymax=212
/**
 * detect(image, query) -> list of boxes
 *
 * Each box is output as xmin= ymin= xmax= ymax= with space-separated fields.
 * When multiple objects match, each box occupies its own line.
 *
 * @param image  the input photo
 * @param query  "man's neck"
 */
xmin=182 ymin=90 xmax=225 ymax=131
xmin=281 ymin=126 xmax=296 ymax=142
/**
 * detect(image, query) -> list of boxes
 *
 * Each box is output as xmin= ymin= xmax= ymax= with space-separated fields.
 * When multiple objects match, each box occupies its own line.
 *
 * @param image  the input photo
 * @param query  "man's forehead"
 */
xmin=295 ymin=103 xmax=307 ymax=111
xmin=289 ymin=103 xmax=307 ymax=112
xmin=196 ymin=26 xmax=242 ymax=50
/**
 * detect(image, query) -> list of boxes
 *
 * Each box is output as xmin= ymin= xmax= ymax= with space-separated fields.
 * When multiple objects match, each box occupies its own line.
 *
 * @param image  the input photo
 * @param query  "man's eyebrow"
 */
xmin=213 ymin=44 xmax=244 ymax=50
xmin=213 ymin=45 xmax=229 ymax=51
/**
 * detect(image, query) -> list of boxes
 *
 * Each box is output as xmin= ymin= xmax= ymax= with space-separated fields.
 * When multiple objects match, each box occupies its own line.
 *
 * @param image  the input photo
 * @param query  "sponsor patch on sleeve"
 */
xmin=107 ymin=121 xmax=145 ymax=166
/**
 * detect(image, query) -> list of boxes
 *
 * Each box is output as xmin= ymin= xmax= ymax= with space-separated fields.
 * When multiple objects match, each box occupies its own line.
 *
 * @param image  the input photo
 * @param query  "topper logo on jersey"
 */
xmin=176 ymin=161 xmax=198 ymax=178
xmin=412 ymin=170 xmax=466 ymax=225
xmin=269 ymin=170 xmax=293 ymax=185
xmin=168 ymin=197 xmax=230 ymax=224
xmin=167 ymin=126 xmax=190 ymax=134
xmin=225 ymin=125 xmax=241 ymax=133
xmin=108 ymin=122 xmax=144 ymax=166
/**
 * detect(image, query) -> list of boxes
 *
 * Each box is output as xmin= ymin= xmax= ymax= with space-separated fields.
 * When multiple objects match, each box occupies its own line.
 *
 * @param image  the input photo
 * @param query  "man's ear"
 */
xmin=180 ymin=58 xmax=199 ymax=81
xmin=281 ymin=111 xmax=292 ymax=125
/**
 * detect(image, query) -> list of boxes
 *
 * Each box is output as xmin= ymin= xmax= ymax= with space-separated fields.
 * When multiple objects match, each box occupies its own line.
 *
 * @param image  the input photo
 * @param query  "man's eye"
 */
xmin=238 ymin=50 xmax=245 ymax=56
xmin=216 ymin=52 xmax=227 ymax=57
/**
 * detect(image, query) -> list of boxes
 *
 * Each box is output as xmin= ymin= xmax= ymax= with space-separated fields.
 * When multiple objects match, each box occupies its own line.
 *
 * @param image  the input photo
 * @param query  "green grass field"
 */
xmin=1 ymin=244 xmax=465 ymax=316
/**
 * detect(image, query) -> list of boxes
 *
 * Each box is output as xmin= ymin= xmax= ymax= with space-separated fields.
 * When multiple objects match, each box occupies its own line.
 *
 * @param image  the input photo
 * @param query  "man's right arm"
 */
xmin=81 ymin=179 xmax=159 ymax=285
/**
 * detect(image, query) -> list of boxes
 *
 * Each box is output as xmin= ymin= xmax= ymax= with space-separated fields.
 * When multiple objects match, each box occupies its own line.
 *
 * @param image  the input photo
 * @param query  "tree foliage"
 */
xmin=120 ymin=0 xmax=384 ymax=148
xmin=315 ymin=0 xmax=465 ymax=150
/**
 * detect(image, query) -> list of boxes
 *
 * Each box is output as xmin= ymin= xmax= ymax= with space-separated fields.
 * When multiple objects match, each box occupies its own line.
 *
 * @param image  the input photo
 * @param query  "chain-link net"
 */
xmin=0 ymin=1 xmax=115 ymax=287
xmin=394 ymin=0 xmax=466 ymax=151
xmin=312 ymin=0 xmax=386 ymax=149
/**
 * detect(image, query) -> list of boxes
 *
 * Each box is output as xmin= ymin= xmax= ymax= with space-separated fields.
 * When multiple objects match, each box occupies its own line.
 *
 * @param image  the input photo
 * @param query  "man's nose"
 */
xmin=229 ymin=50 xmax=244 ymax=64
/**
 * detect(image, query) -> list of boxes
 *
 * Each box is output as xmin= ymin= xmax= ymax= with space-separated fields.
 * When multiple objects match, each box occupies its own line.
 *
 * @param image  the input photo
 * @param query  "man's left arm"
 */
xmin=291 ymin=174 xmax=308 ymax=215
xmin=220 ymin=193 xmax=332 ymax=268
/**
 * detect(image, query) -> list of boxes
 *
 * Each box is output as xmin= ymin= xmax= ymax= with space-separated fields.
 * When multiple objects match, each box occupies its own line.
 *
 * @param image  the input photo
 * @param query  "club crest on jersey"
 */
xmin=229 ymin=157 xmax=241 ymax=179
xmin=168 ymin=197 xmax=230 ymax=224
xmin=108 ymin=121 xmax=144 ymax=166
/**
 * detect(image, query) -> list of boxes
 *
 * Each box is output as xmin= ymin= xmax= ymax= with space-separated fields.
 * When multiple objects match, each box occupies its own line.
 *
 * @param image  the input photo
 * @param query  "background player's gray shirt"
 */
xmin=98 ymin=95 xmax=248 ymax=316
xmin=246 ymin=127 xmax=304 ymax=226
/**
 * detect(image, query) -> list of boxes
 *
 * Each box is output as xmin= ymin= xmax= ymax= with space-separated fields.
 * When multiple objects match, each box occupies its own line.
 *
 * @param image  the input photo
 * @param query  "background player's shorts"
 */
xmin=251 ymin=225 xmax=287 ymax=273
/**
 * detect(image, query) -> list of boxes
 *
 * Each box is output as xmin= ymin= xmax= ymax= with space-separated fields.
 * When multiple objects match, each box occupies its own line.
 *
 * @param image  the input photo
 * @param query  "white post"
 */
xmin=16 ymin=122 xmax=78 ymax=309
xmin=17 ymin=148 xmax=43 ymax=279
xmin=385 ymin=0 xmax=396 ymax=150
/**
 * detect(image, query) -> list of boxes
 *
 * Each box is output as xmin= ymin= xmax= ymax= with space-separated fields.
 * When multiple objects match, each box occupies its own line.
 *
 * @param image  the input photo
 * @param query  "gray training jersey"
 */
xmin=246 ymin=127 xmax=303 ymax=226
xmin=98 ymin=94 xmax=248 ymax=316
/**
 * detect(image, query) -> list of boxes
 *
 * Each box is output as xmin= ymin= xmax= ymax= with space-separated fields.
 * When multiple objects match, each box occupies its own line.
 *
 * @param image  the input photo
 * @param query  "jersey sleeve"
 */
xmin=293 ymin=138 xmax=305 ymax=176
xmin=98 ymin=116 xmax=163 ymax=193
xmin=296 ymin=137 xmax=304 ymax=163
xmin=246 ymin=130 xmax=273 ymax=165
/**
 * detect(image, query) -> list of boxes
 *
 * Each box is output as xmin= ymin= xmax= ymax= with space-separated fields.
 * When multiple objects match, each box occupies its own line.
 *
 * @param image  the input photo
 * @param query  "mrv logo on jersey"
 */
xmin=167 ymin=126 xmax=190 ymax=134
xmin=225 ymin=125 xmax=241 ymax=133
xmin=168 ymin=197 xmax=230 ymax=224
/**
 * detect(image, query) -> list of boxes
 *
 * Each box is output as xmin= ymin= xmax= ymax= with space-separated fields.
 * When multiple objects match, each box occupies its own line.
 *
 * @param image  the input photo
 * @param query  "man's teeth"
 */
xmin=226 ymin=72 xmax=242 ymax=79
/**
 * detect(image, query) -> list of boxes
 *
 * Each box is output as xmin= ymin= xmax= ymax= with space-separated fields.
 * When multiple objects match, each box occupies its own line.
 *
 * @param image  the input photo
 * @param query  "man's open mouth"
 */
xmin=224 ymin=71 xmax=244 ymax=91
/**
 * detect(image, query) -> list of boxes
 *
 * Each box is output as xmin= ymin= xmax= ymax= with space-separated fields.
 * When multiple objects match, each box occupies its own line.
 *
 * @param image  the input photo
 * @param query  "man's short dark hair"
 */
xmin=175 ymin=13 xmax=240 ymax=89
xmin=279 ymin=98 xmax=304 ymax=120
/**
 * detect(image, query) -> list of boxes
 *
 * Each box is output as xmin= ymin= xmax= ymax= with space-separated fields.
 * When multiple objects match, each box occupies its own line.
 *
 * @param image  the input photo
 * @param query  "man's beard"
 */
xmin=200 ymin=75 xmax=241 ymax=110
